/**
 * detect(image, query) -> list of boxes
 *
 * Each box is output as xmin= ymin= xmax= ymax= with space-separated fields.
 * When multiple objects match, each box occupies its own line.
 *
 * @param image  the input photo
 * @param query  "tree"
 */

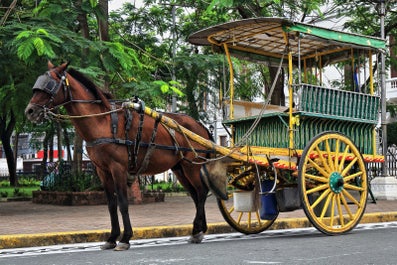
xmin=1 ymin=0 xmax=145 ymax=181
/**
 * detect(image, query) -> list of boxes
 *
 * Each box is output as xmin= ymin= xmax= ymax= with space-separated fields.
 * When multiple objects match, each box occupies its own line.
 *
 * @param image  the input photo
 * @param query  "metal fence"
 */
xmin=367 ymin=145 xmax=397 ymax=180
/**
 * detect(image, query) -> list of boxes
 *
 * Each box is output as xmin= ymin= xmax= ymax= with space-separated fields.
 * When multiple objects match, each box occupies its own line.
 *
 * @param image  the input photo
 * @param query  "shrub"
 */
xmin=41 ymin=161 xmax=102 ymax=192
xmin=0 ymin=181 xmax=10 ymax=187
xmin=18 ymin=178 xmax=41 ymax=187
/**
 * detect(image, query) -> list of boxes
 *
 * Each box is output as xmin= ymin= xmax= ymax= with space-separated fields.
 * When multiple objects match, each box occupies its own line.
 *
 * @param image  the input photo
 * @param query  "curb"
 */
xmin=1 ymin=211 xmax=397 ymax=249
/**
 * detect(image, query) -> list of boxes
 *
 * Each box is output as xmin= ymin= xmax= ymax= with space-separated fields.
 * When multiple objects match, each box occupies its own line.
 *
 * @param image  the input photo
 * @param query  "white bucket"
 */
xmin=233 ymin=191 xmax=255 ymax=212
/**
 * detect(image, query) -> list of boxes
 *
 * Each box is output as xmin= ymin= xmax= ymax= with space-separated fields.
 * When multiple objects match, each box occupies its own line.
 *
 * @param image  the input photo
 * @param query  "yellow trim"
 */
xmin=288 ymin=50 xmax=294 ymax=149
xmin=223 ymin=43 xmax=234 ymax=120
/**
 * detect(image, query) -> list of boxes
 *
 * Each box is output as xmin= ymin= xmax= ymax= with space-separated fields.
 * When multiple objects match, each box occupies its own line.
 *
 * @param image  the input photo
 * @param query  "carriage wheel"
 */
xmin=217 ymin=173 xmax=278 ymax=234
xmin=298 ymin=131 xmax=368 ymax=235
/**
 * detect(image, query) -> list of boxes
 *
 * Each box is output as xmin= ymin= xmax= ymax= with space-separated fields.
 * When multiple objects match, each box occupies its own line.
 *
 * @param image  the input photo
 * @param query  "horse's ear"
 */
xmin=60 ymin=61 xmax=70 ymax=71
xmin=47 ymin=61 xmax=55 ymax=69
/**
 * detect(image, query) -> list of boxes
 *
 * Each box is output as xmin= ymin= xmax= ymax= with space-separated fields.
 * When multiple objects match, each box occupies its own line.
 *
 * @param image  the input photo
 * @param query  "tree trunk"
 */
xmin=97 ymin=0 xmax=109 ymax=41
xmin=267 ymin=67 xmax=285 ymax=106
xmin=97 ymin=0 xmax=110 ymax=90
xmin=73 ymin=0 xmax=91 ymax=174
xmin=49 ymin=127 xmax=54 ymax=163
xmin=63 ymin=126 xmax=72 ymax=162
xmin=72 ymin=134 xmax=83 ymax=175
xmin=0 ymin=109 xmax=17 ymax=186
xmin=40 ymin=130 xmax=50 ymax=178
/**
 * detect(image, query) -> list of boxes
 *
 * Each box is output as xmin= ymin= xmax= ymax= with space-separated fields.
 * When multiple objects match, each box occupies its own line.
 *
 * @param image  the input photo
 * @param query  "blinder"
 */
xmin=32 ymin=72 xmax=64 ymax=97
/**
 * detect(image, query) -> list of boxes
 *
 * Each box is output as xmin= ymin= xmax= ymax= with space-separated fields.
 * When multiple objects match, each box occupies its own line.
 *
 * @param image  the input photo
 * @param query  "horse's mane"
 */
xmin=67 ymin=68 xmax=113 ymax=100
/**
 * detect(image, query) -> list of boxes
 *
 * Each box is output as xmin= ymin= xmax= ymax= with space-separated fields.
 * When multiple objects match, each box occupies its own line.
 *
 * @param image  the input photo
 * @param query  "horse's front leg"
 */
xmin=97 ymin=169 xmax=121 ymax=250
xmin=114 ymin=179 xmax=133 ymax=251
xmin=101 ymin=188 xmax=121 ymax=250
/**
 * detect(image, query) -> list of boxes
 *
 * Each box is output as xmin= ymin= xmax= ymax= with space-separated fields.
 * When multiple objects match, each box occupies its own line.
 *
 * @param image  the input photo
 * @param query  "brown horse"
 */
xmin=25 ymin=62 xmax=215 ymax=251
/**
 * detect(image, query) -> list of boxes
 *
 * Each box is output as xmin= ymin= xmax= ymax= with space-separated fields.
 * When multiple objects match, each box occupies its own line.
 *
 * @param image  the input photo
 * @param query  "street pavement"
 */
xmin=0 ymin=194 xmax=397 ymax=249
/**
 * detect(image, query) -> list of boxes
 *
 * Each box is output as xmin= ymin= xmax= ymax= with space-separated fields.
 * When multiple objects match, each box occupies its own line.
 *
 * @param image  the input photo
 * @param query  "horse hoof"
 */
xmin=188 ymin=232 xmax=204 ymax=244
xmin=100 ymin=241 xmax=117 ymax=250
xmin=114 ymin=242 xmax=131 ymax=251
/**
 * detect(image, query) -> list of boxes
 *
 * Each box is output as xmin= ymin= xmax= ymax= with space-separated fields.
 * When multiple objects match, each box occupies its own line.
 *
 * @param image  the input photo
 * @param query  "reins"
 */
xmin=46 ymin=105 xmax=123 ymax=121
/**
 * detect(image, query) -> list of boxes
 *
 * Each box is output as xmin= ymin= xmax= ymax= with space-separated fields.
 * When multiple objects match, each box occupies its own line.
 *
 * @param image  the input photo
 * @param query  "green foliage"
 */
xmin=387 ymin=122 xmax=397 ymax=146
xmin=14 ymin=27 xmax=62 ymax=61
xmin=41 ymin=161 xmax=102 ymax=192
xmin=0 ymin=181 xmax=10 ymax=188
xmin=145 ymin=180 xmax=185 ymax=193
xmin=0 ymin=184 xmax=40 ymax=198
xmin=17 ymin=178 xmax=41 ymax=187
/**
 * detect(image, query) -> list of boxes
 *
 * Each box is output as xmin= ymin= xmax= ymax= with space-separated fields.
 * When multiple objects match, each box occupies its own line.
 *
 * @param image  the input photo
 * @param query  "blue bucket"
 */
xmin=259 ymin=180 xmax=278 ymax=220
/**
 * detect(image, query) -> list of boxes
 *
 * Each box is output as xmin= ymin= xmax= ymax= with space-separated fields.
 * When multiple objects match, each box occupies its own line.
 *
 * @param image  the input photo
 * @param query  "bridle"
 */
xmin=32 ymin=70 xmax=71 ymax=110
xmin=31 ymin=69 xmax=122 ymax=121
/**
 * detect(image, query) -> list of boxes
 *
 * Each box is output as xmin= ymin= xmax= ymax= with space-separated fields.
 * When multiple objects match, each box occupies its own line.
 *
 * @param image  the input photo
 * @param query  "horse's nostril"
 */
xmin=27 ymin=108 xmax=34 ymax=114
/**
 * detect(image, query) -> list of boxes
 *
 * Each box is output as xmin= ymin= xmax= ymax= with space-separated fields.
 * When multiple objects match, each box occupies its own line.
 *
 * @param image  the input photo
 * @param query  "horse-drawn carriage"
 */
xmin=25 ymin=17 xmax=386 ymax=250
xmin=188 ymin=17 xmax=386 ymax=235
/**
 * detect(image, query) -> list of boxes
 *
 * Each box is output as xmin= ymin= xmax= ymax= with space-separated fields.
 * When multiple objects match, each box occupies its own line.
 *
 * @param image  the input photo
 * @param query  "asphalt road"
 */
xmin=1 ymin=222 xmax=397 ymax=265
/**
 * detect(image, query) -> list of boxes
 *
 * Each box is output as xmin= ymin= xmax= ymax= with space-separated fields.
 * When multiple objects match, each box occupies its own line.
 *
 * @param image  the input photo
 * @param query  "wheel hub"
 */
xmin=329 ymin=172 xmax=344 ymax=193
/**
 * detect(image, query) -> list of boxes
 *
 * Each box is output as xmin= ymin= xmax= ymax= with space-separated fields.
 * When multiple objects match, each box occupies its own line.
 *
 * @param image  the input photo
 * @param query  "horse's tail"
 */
xmin=200 ymin=158 xmax=229 ymax=200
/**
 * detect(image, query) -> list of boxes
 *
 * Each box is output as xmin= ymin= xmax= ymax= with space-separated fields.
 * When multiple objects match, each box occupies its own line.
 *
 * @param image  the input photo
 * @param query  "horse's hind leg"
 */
xmin=172 ymin=162 xmax=209 ymax=243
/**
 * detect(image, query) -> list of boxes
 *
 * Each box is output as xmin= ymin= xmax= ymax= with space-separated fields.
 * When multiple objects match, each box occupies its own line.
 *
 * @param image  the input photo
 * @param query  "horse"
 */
xmin=25 ymin=61 xmax=221 ymax=251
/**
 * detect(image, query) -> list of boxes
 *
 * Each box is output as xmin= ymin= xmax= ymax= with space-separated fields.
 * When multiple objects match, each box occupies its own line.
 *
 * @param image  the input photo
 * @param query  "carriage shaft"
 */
xmin=124 ymin=102 xmax=270 ymax=166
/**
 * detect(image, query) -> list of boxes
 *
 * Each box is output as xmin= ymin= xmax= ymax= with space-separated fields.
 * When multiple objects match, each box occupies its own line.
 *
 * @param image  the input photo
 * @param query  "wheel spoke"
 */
xmin=304 ymin=173 xmax=328 ymax=183
xmin=237 ymin=212 xmax=243 ymax=224
xmin=336 ymin=194 xmax=344 ymax=226
xmin=334 ymin=139 xmax=340 ymax=170
xmin=340 ymin=192 xmax=354 ymax=219
xmin=341 ymin=157 xmax=358 ymax=176
xmin=330 ymin=194 xmax=336 ymax=227
xmin=325 ymin=139 xmax=335 ymax=172
xmin=319 ymin=192 xmax=333 ymax=220
xmin=228 ymin=205 xmax=235 ymax=215
xmin=343 ymin=171 xmax=363 ymax=182
xmin=338 ymin=145 xmax=350 ymax=172
xmin=307 ymin=183 xmax=329 ymax=195
xmin=310 ymin=189 xmax=331 ymax=208
xmin=315 ymin=146 xmax=332 ymax=174
xmin=308 ymin=157 xmax=329 ymax=178
xmin=341 ymin=189 xmax=360 ymax=206
xmin=255 ymin=210 xmax=262 ymax=226
xmin=344 ymin=183 xmax=365 ymax=192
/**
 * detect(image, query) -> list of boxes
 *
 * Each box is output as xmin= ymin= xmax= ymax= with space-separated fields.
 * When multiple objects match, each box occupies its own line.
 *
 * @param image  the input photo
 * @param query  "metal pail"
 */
xmin=260 ymin=180 xmax=278 ymax=220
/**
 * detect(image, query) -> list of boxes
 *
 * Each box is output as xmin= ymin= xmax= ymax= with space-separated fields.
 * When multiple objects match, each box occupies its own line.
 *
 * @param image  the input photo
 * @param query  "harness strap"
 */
xmin=85 ymin=137 xmax=215 ymax=154
xmin=124 ymin=108 xmax=133 ymax=172
xmin=133 ymin=111 xmax=144 ymax=170
xmin=110 ymin=102 xmax=118 ymax=136
xmin=136 ymin=113 xmax=162 ymax=175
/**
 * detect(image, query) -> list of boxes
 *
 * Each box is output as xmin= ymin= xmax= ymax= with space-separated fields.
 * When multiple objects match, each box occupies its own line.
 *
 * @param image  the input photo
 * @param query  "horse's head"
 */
xmin=25 ymin=61 xmax=70 ymax=123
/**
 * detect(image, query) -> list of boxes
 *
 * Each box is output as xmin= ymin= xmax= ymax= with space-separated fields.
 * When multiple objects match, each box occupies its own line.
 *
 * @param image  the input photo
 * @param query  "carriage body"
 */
xmin=188 ymin=17 xmax=386 ymax=234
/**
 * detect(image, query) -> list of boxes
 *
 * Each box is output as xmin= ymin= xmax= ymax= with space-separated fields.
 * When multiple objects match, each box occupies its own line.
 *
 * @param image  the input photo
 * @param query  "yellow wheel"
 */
xmin=217 ymin=170 xmax=278 ymax=234
xmin=298 ymin=131 xmax=368 ymax=235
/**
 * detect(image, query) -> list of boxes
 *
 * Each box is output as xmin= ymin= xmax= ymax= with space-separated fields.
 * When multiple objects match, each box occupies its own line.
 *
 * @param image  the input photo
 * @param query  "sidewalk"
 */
xmin=1 ymin=195 xmax=397 ymax=249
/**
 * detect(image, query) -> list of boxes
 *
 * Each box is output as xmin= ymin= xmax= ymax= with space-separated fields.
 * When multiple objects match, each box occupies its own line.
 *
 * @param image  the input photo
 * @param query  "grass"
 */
xmin=144 ymin=181 xmax=185 ymax=192
xmin=0 ymin=186 xmax=40 ymax=198
xmin=0 ymin=179 xmax=41 ymax=199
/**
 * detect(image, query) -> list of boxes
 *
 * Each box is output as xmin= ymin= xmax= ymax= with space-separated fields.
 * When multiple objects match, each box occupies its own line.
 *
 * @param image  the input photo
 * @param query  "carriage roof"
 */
xmin=188 ymin=17 xmax=386 ymax=66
